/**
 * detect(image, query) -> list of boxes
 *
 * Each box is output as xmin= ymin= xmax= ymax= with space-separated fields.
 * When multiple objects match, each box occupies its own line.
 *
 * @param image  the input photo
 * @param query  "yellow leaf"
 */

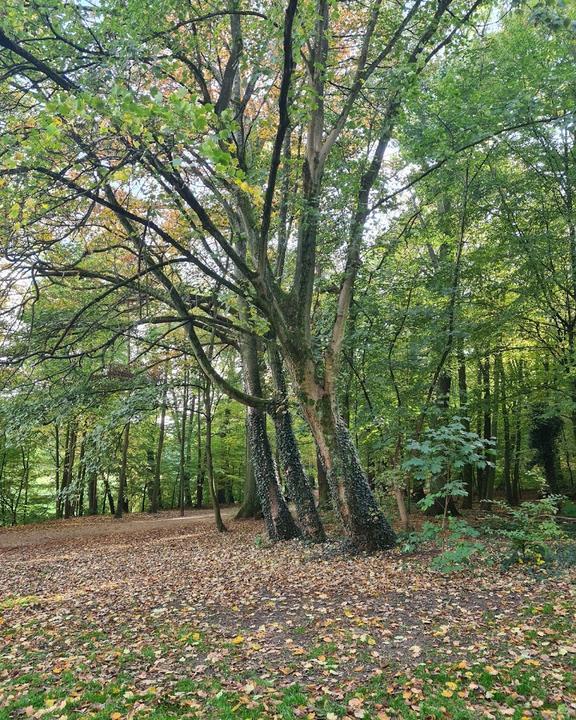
xmin=441 ymin=689 xmax=454 ymax=698
xmin=232 ymin=635 xmax=244 ymax=645
xmin=110 ymin=713 xmax=122 ymax=720
xmin=446 ymin=681 xmax=457 ymax=690
xmin=484 ymin=665 xmax=499 ymax=676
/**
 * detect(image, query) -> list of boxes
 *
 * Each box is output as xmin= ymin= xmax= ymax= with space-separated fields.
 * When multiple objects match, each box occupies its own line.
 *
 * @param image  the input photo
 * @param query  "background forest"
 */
xmin=0 ymin=0 xmax=575 ymax=545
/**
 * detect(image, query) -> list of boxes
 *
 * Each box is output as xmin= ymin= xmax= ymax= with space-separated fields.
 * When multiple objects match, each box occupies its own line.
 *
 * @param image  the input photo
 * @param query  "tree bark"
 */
xmin=317 ymin=450 xmax=329 ymax=509
xmin=268 ymin=344 xmax=325 ymax=542
xmin=241 ymin=336 xmax=300 ymax=541
xmin=150 ymin=386 xmax=167 ymax=514
xmin=457 ymin=341 xmax=474 ymax=509
xmin=236 ymin=409 xmax=262 ymax=519
xmin=87 ymin=466 xmax=98 ymax=515
xmin=62 ymin=422 xmax=77 ymax=519
xmin=496 ymin=353 xmax=514 ymax=505
xmin=204 ymin=379 xmax=227 ymax=532
xmin=293 ymin=374 xmax=396 ymax=551
xmin=195 ymin=398 xmax=204 ymax=509
xmin=114 ymin=423 xmax=130 ymax=519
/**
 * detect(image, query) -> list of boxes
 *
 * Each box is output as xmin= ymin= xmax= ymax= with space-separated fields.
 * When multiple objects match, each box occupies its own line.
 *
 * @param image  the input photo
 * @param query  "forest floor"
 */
xmin=0 ymin=510 xmax=574 ymax=720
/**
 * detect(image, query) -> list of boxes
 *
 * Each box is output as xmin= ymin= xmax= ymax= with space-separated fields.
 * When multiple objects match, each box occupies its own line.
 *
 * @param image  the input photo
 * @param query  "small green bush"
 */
xmin=486 ymin=496 xmax=567 ymax=566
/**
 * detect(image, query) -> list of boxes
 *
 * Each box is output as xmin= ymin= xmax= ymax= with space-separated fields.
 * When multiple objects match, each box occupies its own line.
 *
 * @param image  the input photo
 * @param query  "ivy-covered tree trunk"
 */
xmin=268 ymin=345 xmax=325 ymax=543
xmin=241 ymin=337 xmax=300 ymax=542
xmin=296 ymin=381 xmax=396 ymax=551
xmin=317 ymin=450 xmax=329 ymax=509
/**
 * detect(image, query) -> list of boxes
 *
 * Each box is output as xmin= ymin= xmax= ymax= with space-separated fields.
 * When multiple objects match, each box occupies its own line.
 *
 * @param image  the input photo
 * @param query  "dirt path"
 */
xmin=0 ymin=508 xmax=236 ymax=549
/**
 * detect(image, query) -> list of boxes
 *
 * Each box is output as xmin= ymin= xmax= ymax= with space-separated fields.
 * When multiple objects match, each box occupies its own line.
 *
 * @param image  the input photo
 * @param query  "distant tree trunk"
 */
xmin=487 ymin=355 xmax=499 ymax=503
xmin=178 ymin=379 xmax=190 ymax=517
xmin=150 ymin=388 xmax=166 ymax=514
xmin=458 ymin=341 xmax=474 ymax=509
xmin=195 ymin=398 xmax=204 ymax=509
xmin=62 ymin=422 xmax=78 ymax=519
xmin=87 ymin=468 xmax=98 ymax=515
xmin=513 ymin=403 xmax=522 ymax=504
xmin=184 ymin=397 xmax=195 ymax=507
xmin=204 ymin=379 xmax=226 ymax=532
xmin=477 ymin=359 xmax=492 ymax=501
xmin=77 ymin=435 xmax=86 ymax=516
xmin=241 ymin=337 xmax=300 ymax=542
xmin=103 ymin=474 xmax=115 ymax=515
xmin=55 ymin=425 xmax=61 ymax=519
xmin=426 ymin=368 xmax=459 ymax=517
xmin=22 ymin=448 xmax=30 ymax=524
xmin=496 ymin=354 xmax=514 ymax=504
xmin=236 ymin=409 xmax=261 ymax=519
xmin=12 ymin=448 xmax=29 ymax=525
xmin=268 ymin=344 xmax=325 ymax=542
xmin=115 ymin=423 xmax=130 ymax=519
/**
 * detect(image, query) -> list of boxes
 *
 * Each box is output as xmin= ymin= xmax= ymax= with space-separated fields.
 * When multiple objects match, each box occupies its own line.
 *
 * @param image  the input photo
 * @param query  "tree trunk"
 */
xmin=487 ymin=355 xmax=498 ymax=502
xmin=195 ymin=398 xmax=204 ymax=508
xmin=55 ymin=425 xmax=61 ymax=519
xmin=317 ymin=450 xmax=329 ymax=509
xmin=241 ymin=337 xmax=300 ymax=541
xmin=87 ymin=467 xmax=98 ymax=515
xmin=115 ymin=423 xmax=130 ymax=519
xmin=103 ymin=474 xmax=115 ymax=515
xmin=178 ymin=380 xmax=189 ymax=517
xmin=236 ymin=409 xmax=262 ymax=519
xmin=299 ymin=386 xmax=396 ymax=551
xmin=151 ymin=389 xmax=166 ymax=514
xmin=457 ymin=341 xmax=474 ymax=509
xmin=62 ymin=422 xmax=77 ymax=519
xmin=496 ymin=354 xmax=514 ymax=505
xmin=268 ymin=344 xmax=325 ymax=542
xmin=76 ymin=435 xmax=86 ymax=516
xmin=204 ymin=379 xmax=227 ymax=532
xmin=477 ymin=359 xmax=491 ymax=501
xmin=184 ymin=397 xmax=195 ymax=507
xmin=22 ymin=448 xmax=30 ymax=525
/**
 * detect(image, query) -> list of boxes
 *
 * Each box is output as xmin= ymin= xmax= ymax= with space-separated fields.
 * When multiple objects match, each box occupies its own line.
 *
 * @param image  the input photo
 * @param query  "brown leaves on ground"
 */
xmin=0 ymin=510 xmax=574 ymax=717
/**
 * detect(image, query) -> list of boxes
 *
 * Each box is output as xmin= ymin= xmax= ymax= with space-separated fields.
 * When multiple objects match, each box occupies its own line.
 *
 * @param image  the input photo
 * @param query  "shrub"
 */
xmin=486 ymin=496 xmax=566 ymax=566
